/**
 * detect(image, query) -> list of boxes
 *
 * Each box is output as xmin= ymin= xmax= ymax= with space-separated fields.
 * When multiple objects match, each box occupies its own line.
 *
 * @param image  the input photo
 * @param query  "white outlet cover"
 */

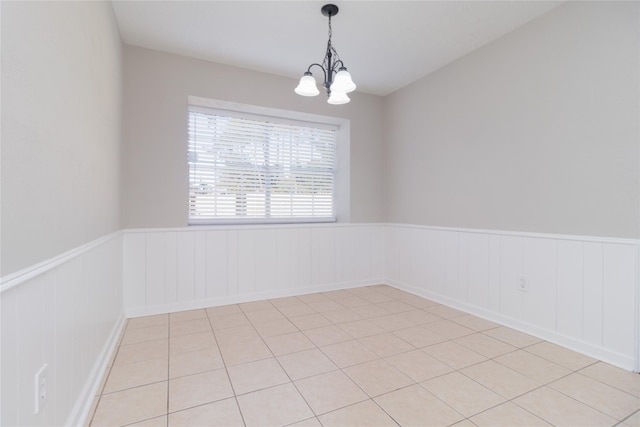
xmin=35 ymin=363 xmax=48 ymax=414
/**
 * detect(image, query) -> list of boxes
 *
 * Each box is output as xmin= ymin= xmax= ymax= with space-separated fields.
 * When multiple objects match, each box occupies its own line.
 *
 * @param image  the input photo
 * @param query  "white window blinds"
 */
xmin=188 ymin=106 xmax=337 ymax=224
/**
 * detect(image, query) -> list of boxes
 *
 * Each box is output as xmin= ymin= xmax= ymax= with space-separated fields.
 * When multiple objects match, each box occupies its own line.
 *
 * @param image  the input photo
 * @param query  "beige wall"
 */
xmin=121 ymin=46 xmax=385 ymax=228
xmin=384 ymin=1 xmax=640 ymax=238
xmin=1 ymin=1 xmax=123 ymax=275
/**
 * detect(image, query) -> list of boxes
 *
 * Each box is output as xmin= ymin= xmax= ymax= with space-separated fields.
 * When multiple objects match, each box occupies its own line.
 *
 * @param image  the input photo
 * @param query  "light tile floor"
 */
xmin=87 ymin=285 xmax=640 ymax=427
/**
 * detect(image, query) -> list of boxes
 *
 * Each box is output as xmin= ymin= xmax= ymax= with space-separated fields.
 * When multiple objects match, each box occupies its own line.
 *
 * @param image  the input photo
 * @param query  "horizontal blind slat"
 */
xmin=188 ymin=108 xmax=336 ymax=221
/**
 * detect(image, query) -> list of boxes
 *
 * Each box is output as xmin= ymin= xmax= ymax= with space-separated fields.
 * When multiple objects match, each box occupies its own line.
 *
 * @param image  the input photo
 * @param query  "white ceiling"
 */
xmin=111 ymin=1 xmax=562 ymax=96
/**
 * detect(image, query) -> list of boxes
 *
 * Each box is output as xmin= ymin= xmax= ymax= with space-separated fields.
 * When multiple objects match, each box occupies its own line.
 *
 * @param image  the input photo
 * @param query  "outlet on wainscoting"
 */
xmin=34 ymin=363 xmax=48 ymax=414
xmin=518 ymin=275 xmax=529 ymax=292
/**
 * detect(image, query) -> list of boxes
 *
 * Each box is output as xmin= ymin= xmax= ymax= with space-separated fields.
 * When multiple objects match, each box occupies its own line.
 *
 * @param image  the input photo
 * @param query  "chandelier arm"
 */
xmin=332 ymin=59 xmax=345 ymax=72
xmin=306 ymin=63 xmax=328 ymax=83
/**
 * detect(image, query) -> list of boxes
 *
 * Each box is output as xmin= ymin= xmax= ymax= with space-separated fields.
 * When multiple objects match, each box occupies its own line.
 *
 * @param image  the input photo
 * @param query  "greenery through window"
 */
xmin=188 ymin=106 xmax=337 ymax=224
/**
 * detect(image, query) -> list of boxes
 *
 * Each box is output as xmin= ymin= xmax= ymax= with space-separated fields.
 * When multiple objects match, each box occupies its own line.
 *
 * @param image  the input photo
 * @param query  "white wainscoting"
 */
xmin=122 ymin=222 xmax=639 ymax=371
xmin=0 ymin=232 xmax=124 ymax=427
xmin=123 ymin=224 xmax=386 ymax=317
xmin=385 ymin=224 xmax=639 ymax=371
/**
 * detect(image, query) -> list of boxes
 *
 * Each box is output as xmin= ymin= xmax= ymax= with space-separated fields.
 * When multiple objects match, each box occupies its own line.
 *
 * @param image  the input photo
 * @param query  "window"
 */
xmin=188 ymin=105 xmax=338 ymax=224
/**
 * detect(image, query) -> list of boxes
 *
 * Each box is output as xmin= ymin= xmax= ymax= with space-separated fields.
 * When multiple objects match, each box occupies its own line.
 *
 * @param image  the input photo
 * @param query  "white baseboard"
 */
xmin=387 ymin=279 xmax=637 ymax=372
xmin=67 ymin=313 xmax=127 ymax=427
xmin=125 ymin=278 xmax=386 ymax=318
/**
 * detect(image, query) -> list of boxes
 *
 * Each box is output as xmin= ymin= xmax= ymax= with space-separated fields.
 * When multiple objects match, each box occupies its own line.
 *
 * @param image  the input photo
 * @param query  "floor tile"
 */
xmin=237 ymin=382 xmax=313 ymax=427
xmin=483 ymin=326 xmax=542 ymax=348
xmin=268 ymin=296 xmax=303 ymax=308
xmin=245 ymin=308 xmax=286 ymax=323
xmin=376 ymin=300 xmax=414 ymax=314
xmin=470 ymin=401 xmax=551 ymax=426
xmin=298 ymin=293 xmax=332 ymax=304
xmin=277 ymin=303 xmax=316 ymax=318
xmin=227 ymin=357 xmax=290 ymax=395
xmin=338 ymin=319 xmax=386 ymax=338
xmin=385 ymin=349 xmax=453 ymax=382
xmin=461 ymin=360 xmax=540 ymax=399
xmin=169 ymin=331 xmax=216 ymax=355
xmin=548 ymin=373 xmax=640 ymax=420
xmin=127 ymin=314 xmax=168 ymax=330
xmin=426 ymin=305 xmax=466 ymax=319
xmin=361 ymin=293 xmax=395 ymax=304
xmin=422 ymin=341 xmax=487 ymax=370
xmin=525 ymin=341 xmax=596 ymax=371
xmin=239 ymin=300 xmax=275 ymax=312
xmin=264 ymin=331 xmax=316 ymax=356
xmin=277 ymin=348 xmax=338 ymax=380
xmin=205 ymin=304 xmax=243 ymax=318
xmin=454 ymin=333 xmax=517 ymax=358
xmin=121 ymin=325 xmax=168 ymax=345
xmin=92 ymin=289 xmax=640 ymax=427
xmin=579 ymin=362 xmax=640 ymax=397
xmin=168 ymin=369 xmax=234 ymax=413
xmin=514 ymin=386 xmax=617 ymax=426
xmin=351 ymin=304 xmax=391 ymax=319
xmin=169 ymin=347 xmax=223 ymax=379
xmin=451 ymin=314 xmax=499 ymax=331
xmin=254 ymin=318 xmax=299 ymax=338
xmin=374 ymin=384 xmax=464 ymax=427
xmin=321 ymin=340 xmax=378 ymax=368
xmin=358 ymin=332 xmax=415 ymax=357
xmin=322 ymin=308 xmax=364 ymax=324
xmin=421 ymin=371 xmax=505 ymax=417
xmin=104 ymin=358 xmax=167 ymax=393
xmin=114 ymin=339 xmax=168 ymax=366
xmin=321 ymin=290 xmax=354 ymax=300
xmin=308 ymin=300 xmax=344 ymax=313
xmin=214 ymin=324 xmax=260 ymax=346
xmin=318 ymin=400 xmax=398 ymax=427
xmin=289 ymin=313 xmax=332 ymax=330
xmin=369 ymin=314 xmax=416 ymax=331
xmin=423 ymin=320 xmax=475 ymax=339
xmin=126 ymin=415 xmax=167 ymax=427
xmin=170 ymin=309 xmax=207 ymax=323
xmin=391 ymin=326 xmax=447 ymax=348
xmin=209 ymin=312 xmax=251 ymax=330
xmin=219 ymin=336 xmax=273 ymax=366
xmin=495 ymin=350 xmax=571 ymax=384
xmin=333 ymin=296 xmax=370 ymax=308
xmin=396 ymin=309 xmax=440 ymax=325
xmin=287 ymin=417 xmax=323 ymax=427
xmin=303 ymin=325 xmax=353 ymax=347
xmin=169 ymin=318 xmax=212 ymax=337
xmin=343 ymin=359 xmax=413 ymax=397
xmin=92 ymin=382 xmax=167 ymax=427
xmin=168 ymin=398 xmax=243 ymax=426
xmin=295 ymin=370 xmax=368 ymax=415
xmin=623 ymin=410 xmax=640 ymax=426
xmin=402 ymin=296 xmax=440 ymax=309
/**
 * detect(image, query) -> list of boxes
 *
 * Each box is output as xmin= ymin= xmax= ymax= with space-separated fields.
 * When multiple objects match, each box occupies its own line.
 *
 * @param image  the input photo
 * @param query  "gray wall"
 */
xmin=121 ymin=46 xmax=386 ymax=228
xmin=1 ymin=1 xmax=123 ymax=275
xmin=384 ymin=1 xmax=639 ymax=238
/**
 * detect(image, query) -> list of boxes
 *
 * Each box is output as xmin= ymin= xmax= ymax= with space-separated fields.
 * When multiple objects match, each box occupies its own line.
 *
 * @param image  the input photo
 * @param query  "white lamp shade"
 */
xmin=295 ymin=74 xmax=320 ymax=96
xmin=327 ymin=90 xmax=350 ymax=105
xmin=330 ymin=69 xmax=356 ymax=93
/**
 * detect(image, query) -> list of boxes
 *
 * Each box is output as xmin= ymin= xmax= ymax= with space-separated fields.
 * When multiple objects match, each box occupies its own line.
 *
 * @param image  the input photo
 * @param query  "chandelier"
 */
xmin=294 ymin=4 xmax=356 ymax=105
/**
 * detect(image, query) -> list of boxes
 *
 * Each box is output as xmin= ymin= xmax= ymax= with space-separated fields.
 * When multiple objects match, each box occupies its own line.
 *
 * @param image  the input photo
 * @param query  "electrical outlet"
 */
xmin=518 ymin=275 xmax=529 ymax=292
xmin=35 ymin=364 xmax=48 ymax=414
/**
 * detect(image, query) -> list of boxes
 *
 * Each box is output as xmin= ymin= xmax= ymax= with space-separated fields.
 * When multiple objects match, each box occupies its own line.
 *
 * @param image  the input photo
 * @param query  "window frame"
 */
xmin=187 ymin=96 xmax=350 ymax=225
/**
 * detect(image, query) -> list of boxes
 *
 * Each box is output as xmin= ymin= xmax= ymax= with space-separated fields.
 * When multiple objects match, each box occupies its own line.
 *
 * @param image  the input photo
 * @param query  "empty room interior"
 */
xmin=2 ymin=1 xmax=640 ymax=426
